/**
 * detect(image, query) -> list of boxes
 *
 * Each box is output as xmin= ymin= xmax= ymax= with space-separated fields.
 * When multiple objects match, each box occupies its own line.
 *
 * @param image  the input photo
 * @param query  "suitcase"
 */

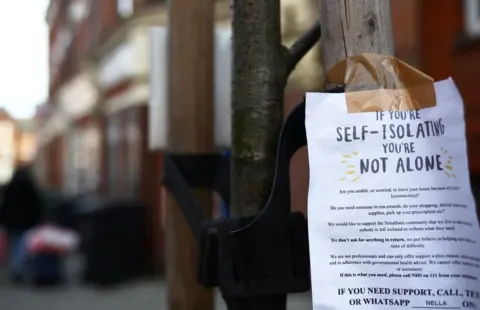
xmin=29 ymin=253 xmax=64 ymax=286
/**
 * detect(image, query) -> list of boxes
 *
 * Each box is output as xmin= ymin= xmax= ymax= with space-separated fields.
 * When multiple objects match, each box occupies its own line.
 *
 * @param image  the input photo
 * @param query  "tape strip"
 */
xmin=326 ymin=53 xmax=436 ymax=113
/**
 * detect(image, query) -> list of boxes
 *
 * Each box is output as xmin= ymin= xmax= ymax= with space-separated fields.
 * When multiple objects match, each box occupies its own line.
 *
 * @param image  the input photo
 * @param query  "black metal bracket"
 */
xmin=163 ymin=154 xmax=230 ymax=237
xmin=162 ymin=89 xmax=345 ymax=306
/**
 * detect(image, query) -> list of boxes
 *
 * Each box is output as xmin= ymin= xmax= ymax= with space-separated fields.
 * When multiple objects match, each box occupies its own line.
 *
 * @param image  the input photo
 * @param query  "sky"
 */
xmin=0 ymin=0 xmax=49 ymax=119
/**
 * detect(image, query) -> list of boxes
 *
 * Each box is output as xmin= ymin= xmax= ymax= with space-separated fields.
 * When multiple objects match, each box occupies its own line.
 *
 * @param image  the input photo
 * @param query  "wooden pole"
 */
xmin=318 ymin=0 xmax=394 ymax=85
xmin=166 ymin=0 xmax=214 ymax=309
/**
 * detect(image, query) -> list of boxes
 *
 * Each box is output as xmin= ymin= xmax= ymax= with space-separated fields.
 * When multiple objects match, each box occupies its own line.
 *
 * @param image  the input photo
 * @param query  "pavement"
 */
xmin=0 ymin=281 xmax=312 ymax=310
xmin=0 ymin=256 xmax=312 ymax=310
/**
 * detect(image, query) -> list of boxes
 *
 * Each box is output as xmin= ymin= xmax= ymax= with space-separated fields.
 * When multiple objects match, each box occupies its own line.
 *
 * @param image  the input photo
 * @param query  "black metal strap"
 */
xmin=165 ymin=154 xmax=230 ymax=203
xmin=163 ymin=155 xmax=207 ymax=238
xmin=161 ymin=100 xmax=312 ymax=297
xmin=163 ymin=153 xmax=230 ymax=238
xmin=162 ymin=88 xmax=345 ymax=302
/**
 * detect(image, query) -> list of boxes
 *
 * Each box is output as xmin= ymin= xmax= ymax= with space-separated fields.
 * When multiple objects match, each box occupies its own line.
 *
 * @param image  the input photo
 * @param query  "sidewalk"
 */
xmin=0 ymin=269 xmax=312 ymax=310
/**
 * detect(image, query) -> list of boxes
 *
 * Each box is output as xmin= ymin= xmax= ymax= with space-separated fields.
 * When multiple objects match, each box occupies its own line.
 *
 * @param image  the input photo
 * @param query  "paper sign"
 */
xmin=305 ymin=78 xmax=480 ymax=310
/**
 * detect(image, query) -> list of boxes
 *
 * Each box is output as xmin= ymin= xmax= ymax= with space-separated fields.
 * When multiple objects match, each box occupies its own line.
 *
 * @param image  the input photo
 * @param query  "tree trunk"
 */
xmin=319 ymin=0 xmax=394 ymax=83
xmin=229 ymin=1 xmax=288 ymax=308
xmin=231 ymin=0 xmax=287 ymax=217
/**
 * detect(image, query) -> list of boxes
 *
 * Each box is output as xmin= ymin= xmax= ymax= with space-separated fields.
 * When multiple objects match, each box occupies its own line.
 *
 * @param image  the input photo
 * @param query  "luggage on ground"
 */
xmin=29 ymin=252 xmax=63 ymax=286
xmin=26 ymin=224 xmax=79 ymax=286
xmin=26 ymin=224 xmax=79 ymax=255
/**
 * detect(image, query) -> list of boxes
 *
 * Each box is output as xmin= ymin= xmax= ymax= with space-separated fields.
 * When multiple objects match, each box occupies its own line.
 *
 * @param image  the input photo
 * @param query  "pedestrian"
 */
xmin=0 ymin=165 xmax=43 ymax=283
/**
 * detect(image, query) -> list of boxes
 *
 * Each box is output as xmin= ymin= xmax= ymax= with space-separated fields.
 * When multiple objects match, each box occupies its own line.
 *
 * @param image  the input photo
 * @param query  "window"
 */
xmin=50 ymin=27 xmax=74 ymax=79
xmin=465 ymin=0 xmax=480 ymax=36
xmin=46 ymin=1 xmax=59 ymax=27
xmin=117 ymin=0 xmax=134 ymax=18
xmin=64 ymin=129 xmax=79 ymax=194
xmin=79 ymin=126 xmax=100 ymax=193
xmin=68 ymin=0 xmax=89 ymax=24
xmin=126 ymin=110 xmax=140 ymax=197
xmin=107 ymin=116 xmax=120 ymax=195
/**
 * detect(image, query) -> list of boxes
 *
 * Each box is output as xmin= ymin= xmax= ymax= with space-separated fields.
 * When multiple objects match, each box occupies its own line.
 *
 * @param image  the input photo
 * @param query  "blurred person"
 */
xmin=0 ymin=165 xmax=43 ymax=282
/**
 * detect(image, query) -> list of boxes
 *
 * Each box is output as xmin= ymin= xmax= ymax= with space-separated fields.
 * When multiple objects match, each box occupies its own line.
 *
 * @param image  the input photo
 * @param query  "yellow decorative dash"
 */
xmin=340 ymin=152 xmax=361 ymax=183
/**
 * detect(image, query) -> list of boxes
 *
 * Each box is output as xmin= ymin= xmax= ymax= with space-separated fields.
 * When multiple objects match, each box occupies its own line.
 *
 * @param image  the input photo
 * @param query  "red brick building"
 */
xmin=40 ymin=0 xmax=165 ymax=199
xmin=390 ymin=0 xmax=480 ymax=174
xmin=40 ymin=0 xmax=101 ymax=192
xmin=38 ymin=0 xmax=168 ymax=270
xmin=0 ymin=109 xmax=37 ymax=184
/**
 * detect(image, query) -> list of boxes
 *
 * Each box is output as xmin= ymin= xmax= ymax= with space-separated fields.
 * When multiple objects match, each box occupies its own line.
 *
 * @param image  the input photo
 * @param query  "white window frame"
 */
xmin=50 ymin=26 xmax=74 ymax=80
xmin=465 ymin=0 xmax=480 ymax=36
xmin=46 ymin=1 xmax=59 ymax=27
xmin=68 ymin=0 xmax=90 ymax=24
xmin=117 ymin=0 xmax=134 ymax=18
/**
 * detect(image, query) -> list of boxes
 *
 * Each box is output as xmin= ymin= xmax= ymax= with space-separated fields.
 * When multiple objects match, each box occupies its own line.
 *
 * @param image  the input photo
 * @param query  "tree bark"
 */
xmin=229 ymin=2 xmax=322 ymax=309
xmin=319 ymin=0 xmax=394 ymax=86
xmin=231 ymin=0 xmax=287 ymax=217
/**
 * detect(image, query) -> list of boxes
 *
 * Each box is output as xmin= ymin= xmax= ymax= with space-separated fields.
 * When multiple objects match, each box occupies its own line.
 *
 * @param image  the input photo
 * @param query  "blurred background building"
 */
xmin=0 ymin=108 xmax=37 ymax=185
xmin=0 ymin=0 xmax=475 ymax=275
xmin=0 ymin=1 xmax=479 ymax=309
xmin=31 ymin=0 xmax=323 ymax=268
xmin=36 ymin=0 xmax=322 ymax=197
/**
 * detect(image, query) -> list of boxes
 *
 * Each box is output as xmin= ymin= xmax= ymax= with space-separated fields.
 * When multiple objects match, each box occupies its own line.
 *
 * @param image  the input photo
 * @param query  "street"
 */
xmin=0 ymin=257 xmax=312 ymax=310
xmin=0 ymin=280 xmax=312 ymax=310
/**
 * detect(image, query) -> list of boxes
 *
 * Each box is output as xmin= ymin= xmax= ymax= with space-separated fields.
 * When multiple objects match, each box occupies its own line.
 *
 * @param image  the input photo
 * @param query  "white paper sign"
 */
xmin=306 ymin=78 xmax=480 ymax=310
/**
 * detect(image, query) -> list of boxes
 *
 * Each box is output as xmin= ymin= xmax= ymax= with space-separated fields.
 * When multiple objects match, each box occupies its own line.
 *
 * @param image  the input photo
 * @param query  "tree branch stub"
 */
xmin=287 ymin=21 xmax=322 ymax=74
